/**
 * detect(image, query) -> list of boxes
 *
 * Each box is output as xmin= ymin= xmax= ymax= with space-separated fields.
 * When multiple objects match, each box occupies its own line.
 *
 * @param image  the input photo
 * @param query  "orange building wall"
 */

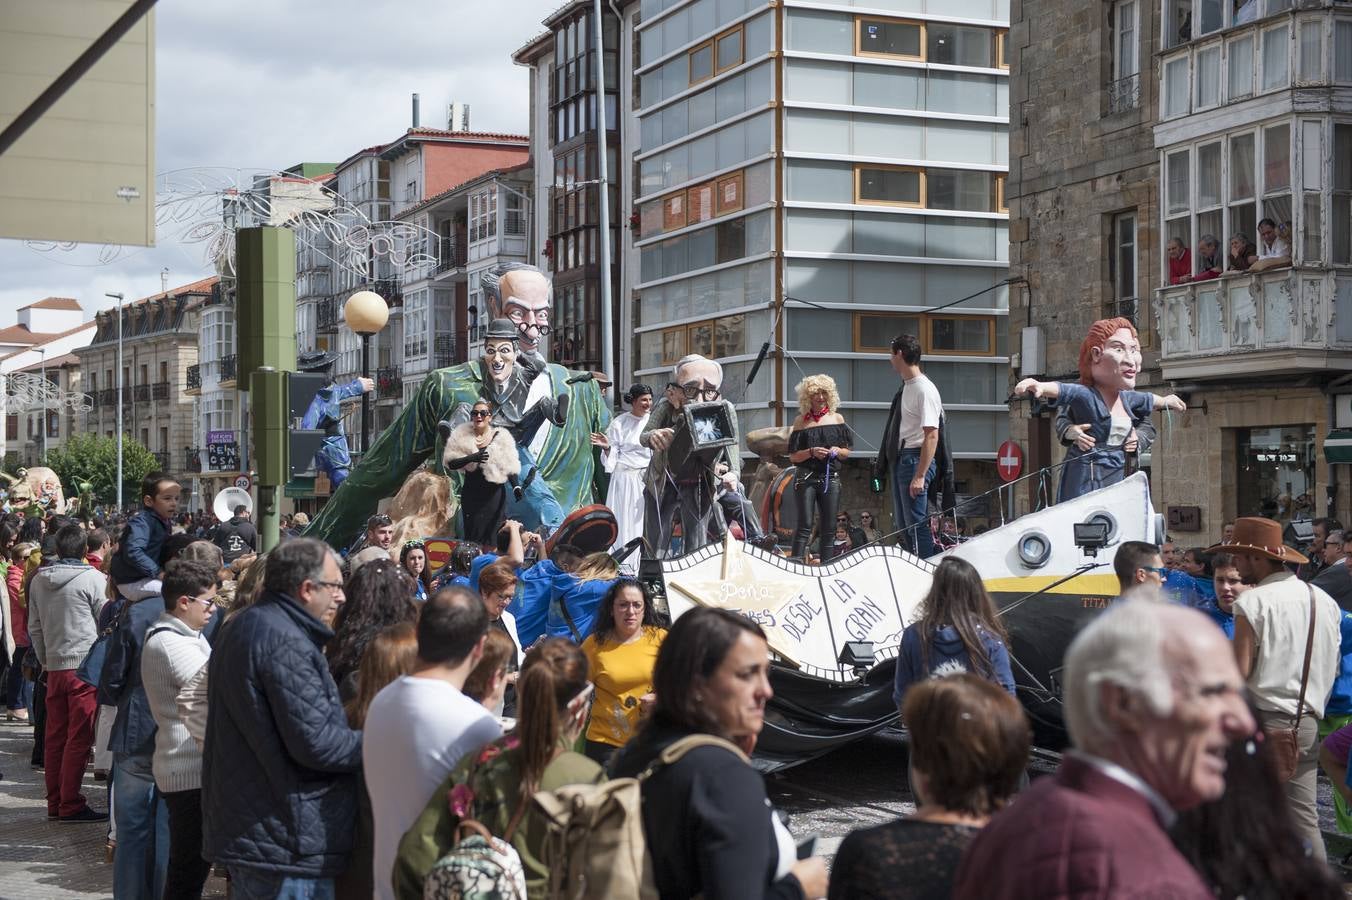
xmin=423 ymin=143 xmax=530 ymax=197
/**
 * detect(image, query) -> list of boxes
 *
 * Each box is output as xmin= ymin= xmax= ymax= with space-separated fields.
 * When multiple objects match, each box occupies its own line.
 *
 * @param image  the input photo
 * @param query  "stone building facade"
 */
xmin=1010 ymin=0 xmax=1352 ymax=537
xmin=76 ymin=277 xmax=211 ymax=509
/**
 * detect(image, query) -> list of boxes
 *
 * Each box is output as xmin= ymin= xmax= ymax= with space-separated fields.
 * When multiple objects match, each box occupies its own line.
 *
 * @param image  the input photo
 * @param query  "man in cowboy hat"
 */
xmin=297 ymin=350 xmax=374 ymax=491
xmin=1220 ymin=516 xmax=1341 ymax=860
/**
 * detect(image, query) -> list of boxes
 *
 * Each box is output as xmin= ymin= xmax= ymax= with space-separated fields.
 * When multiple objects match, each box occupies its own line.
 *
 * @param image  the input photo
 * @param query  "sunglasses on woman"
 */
xmin=470 ymin=409 xmax=492 ymax=419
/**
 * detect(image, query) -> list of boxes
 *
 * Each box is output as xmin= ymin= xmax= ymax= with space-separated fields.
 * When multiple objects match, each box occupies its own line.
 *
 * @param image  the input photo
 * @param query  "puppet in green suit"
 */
xmin=306 ymin=263 xmax=610 ymax=549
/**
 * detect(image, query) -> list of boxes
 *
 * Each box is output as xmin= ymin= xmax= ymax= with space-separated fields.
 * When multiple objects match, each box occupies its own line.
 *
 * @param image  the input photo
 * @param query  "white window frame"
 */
xmin=1113 ymin=0 xmax=1140 ymax=80
xmin=1111 ymin=211 xmax=1139 ymax=307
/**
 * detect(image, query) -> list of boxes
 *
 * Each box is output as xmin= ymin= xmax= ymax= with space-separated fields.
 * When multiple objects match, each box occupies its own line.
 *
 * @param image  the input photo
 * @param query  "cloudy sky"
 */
xmin=0 ymin=0 xmax=561 ymax=323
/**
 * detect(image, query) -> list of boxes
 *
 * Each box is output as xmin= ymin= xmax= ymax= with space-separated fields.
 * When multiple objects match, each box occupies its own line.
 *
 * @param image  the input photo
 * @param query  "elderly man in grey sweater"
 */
xmin=28 ymin=523 xmax=108 ymax=822
xmin=141 ymin=559 xmax=218 ymax=900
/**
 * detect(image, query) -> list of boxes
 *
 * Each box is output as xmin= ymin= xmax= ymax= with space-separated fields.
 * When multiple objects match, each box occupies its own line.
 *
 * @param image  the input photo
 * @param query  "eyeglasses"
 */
xmin=312 ymin=579 xmax=346 ymax=594
xmin=680 ymin=384 xmax=721 ymax=401
xmin=187 ymin=595 xmax=216 ymax=608
xmin=860 ymin=514 xmax=873 ymax=521
xmin=470 ymin=409 xmax=492 ymax=419
xmin=1145 ymin=567 xmax=1170 ymax=579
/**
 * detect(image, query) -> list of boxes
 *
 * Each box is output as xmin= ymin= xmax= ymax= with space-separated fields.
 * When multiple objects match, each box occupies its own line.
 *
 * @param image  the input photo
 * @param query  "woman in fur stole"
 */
xmin=441 ymin=399 xmax=523 ymax=545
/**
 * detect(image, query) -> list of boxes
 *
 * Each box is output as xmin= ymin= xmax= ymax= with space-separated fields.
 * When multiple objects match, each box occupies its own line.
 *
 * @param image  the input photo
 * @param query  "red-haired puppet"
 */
xmin=1014 ymin=318 xmax=1186 ymax=501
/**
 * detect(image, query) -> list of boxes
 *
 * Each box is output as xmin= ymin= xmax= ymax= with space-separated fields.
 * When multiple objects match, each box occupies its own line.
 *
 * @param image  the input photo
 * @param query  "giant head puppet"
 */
xmin=482 ymin=262 xmax=552 ymax=360
xmin=1078 ymin=317 xmax=1143 ymax=393
xmin=304 ymin=262 xmax=610 ymax=548
xmin=1016 ymin=316 xmax=1183 ymax=503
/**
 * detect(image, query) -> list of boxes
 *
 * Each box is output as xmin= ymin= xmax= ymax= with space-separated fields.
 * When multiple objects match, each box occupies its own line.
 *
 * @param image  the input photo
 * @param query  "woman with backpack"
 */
xmin=392 ymin=637 xmax=603 ymax=900
xmin=610 ymin=606 xmax=829 ymax=900
xmin=892 ymin=556 xmax=1016 ymax=710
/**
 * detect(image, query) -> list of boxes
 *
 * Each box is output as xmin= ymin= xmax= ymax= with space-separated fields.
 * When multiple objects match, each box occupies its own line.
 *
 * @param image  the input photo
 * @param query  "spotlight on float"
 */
xmin=838 ymin=641 xmax=876 ymax=677
xmin=1073 ymin=520 xmax=1111 ymax=558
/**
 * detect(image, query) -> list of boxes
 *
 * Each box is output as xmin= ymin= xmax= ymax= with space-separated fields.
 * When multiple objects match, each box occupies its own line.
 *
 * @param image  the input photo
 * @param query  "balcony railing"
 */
xmin=185 ymin=447 xmax=202 ymax=473
xmin=220 ymin=354 xmax=237 ymax=383
xmin=1154 ymin=267 xmax=1352 ymax=380
xmin=152 ymin=381 xmax=169 ymax=401
xmin=372 ymin=279 xmax=403 ymax=308
xmin=186 ymin=364 xmax=201 ymax=391
xmin=436 ymin=237 xmax=466 ymax=273
xmin=153 ymin=451 xmax=171 ymax=471
xmin=1107 ymin=73 xmax=1139 ymax=115
xmin=99 ymin=388 xmax=116 ymax=407
xmin=433 ymin=333 xmax=456 ymax=368
xmin=376 ymin=366 xmax=402 ymax=400
xmin=133 ymin=383 xmax=150 ymax=402
xmin=317 ymin=295 xmax=339 ymax=332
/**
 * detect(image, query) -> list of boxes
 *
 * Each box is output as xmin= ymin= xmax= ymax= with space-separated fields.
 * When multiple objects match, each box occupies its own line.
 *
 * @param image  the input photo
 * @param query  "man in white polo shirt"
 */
xmin=363 ymin=586 xmax=502 ymax=900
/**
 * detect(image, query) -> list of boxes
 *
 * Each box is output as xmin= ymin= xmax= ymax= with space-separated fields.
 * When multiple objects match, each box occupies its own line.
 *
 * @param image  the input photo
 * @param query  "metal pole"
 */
xmin=39 ymin=349 xmax=47 ymax=460
xmin=360 ymin=333 xmax=371 ymax=453
xmin=592 ymin=0 xmax=614 ymax=383
xmin=107 ymin=292 xmax=125 ymax=512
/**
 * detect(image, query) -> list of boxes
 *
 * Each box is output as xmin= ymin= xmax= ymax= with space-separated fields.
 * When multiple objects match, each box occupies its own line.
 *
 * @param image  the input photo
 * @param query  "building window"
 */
xmin=928 ymin=317 xmax=995 ymax=355
xmin=1111 ymin=0 xmax=1139 ymax=81
xmin=715 ymin=172 xmax=744 ymax=215
xmin=851 ymin=312 xmax=997 ymax=355
xmin=1110 ymin=211 xmax=1139 ymax=321
xmin=857 ymin=17 xmax=924 ymax=60
xmin=716 ymin=27 xmax=744 ymax=74
xmin=1235 ymin=425 xmax=1314 ymax=525
xmin=471 ymin=190 xmax=498 ymax=243
xmin=648 ymin=313 xmax=749 ymax=367
xmin=1334 ymin=123 xmax=1352 ymax=264
xmin=855 ymin=16 xmax=1005 ymax=66
xmin=504 ymin=192 xmax=525 ymax=236
xmin=1261 ymin=24 xmax=1289 ymax=92
xmin=856 ymin=165 xmax=924 ymax=207
xmin=854 ymin=165 xmax=1005 ymax=213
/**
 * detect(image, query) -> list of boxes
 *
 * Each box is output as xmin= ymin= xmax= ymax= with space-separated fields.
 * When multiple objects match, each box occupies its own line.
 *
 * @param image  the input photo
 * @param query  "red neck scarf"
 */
xmin=805 ymin=407 xmax=830 ymax=423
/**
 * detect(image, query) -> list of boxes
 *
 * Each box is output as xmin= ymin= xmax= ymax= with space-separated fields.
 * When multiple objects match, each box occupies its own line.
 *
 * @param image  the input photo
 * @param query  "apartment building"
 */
xmin=0 ymin=298 xmax=97 ymax=466
xmin=632 ymin=0 xmax=1011 ymax=517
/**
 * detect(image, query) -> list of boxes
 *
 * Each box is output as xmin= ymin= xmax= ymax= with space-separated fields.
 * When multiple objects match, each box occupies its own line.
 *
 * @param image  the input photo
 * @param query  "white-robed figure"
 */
xmin=592 ymin=383 xmax=654 ymax=554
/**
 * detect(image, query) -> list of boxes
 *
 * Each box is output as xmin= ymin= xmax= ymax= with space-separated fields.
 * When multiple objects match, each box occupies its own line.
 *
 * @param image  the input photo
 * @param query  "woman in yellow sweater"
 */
xmin=580 ymin=579 xmax=666 ymax=764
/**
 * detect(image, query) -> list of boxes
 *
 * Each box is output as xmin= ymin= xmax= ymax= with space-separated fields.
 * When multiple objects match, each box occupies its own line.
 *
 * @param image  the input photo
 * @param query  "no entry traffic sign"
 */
xmin=997 ymin=440 xmax=1023 ymax=482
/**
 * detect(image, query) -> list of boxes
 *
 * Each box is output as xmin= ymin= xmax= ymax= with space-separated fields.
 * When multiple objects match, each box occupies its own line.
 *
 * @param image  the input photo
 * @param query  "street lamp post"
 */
xmin=342 ymin=291 xmax=389 ymax=454
xmin=37 ymin=347 xmax=46 ymax=460
xmin=106 ymin=292 xmax=124 ymax=512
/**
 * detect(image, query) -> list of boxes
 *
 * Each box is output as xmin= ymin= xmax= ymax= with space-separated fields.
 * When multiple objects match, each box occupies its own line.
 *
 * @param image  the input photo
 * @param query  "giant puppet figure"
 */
xmin=305 ymin=262 xmax=609 ymax=548
xmin=1014 ymin=317 xmax=1186 ymax=502
xmin=297 ymin=350 xmax=375 ymax=490
xmin=640 ymin=353 xmax=742 ymax=557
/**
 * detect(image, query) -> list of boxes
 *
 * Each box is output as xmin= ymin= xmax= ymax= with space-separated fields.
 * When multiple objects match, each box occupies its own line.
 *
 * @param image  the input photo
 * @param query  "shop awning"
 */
xmin=1325 ymin=430 xmax=1352 ymax=464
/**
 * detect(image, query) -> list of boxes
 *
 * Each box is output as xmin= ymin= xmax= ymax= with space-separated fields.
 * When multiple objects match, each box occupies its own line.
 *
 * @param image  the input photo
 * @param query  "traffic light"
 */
xmin=252 ymin=369 xmax=327 ymax=484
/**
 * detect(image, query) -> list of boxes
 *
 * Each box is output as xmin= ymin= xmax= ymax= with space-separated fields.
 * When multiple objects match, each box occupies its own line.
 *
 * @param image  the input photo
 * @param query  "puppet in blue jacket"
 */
xmin=297 ymin=350 xmax=374 ymax=490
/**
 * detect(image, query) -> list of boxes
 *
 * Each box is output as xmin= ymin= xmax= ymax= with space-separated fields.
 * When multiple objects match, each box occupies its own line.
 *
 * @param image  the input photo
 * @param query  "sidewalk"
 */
xmin=0 ymin=717 xmax=114 ymax=899
xmin=0 ymin=719 xmax=228 ymax=899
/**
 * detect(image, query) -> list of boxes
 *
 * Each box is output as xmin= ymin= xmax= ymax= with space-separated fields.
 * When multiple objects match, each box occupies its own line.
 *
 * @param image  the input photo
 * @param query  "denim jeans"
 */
xmin=111 ymin=751 xmax=170 ymax=900
xmin=892 ymin=450 xmax=937 ymax=559
xmin=228 ymin=868 xmax=336 ymax=900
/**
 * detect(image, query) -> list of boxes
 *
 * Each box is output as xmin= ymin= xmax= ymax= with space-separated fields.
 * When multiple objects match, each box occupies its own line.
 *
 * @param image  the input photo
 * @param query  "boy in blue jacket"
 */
xmin=109 ymin=473 xmax=179 ymax=601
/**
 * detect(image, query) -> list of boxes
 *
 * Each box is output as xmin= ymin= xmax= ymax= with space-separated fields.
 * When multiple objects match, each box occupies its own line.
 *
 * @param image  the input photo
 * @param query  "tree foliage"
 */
xmin=44 ymin=433 xmax=162 ymax=510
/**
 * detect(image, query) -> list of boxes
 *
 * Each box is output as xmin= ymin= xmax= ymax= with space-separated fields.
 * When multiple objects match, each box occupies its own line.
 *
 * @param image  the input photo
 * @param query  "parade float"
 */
xmin=659 ymin=471 xmax=1161 ymax=770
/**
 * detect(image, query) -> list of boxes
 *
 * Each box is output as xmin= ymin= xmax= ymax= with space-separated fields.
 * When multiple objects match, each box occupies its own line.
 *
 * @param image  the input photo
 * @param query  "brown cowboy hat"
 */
xmin=1209 ymin=516 xmax=1308 ymax=565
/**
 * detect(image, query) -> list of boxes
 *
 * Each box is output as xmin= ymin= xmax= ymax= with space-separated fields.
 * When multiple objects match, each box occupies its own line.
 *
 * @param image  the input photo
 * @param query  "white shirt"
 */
xmin=363 ymin=675 xmax=504 ymax=900
xmin=603 ymin=411 xmax=652 ymax=473
xmin=1258 ymin=235 xmax=1290 ymax=259
xmin=1232 ymin=571 xmax=1341 ymax=718
xmin=897 ymin=373 xmax=943 ymax=450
